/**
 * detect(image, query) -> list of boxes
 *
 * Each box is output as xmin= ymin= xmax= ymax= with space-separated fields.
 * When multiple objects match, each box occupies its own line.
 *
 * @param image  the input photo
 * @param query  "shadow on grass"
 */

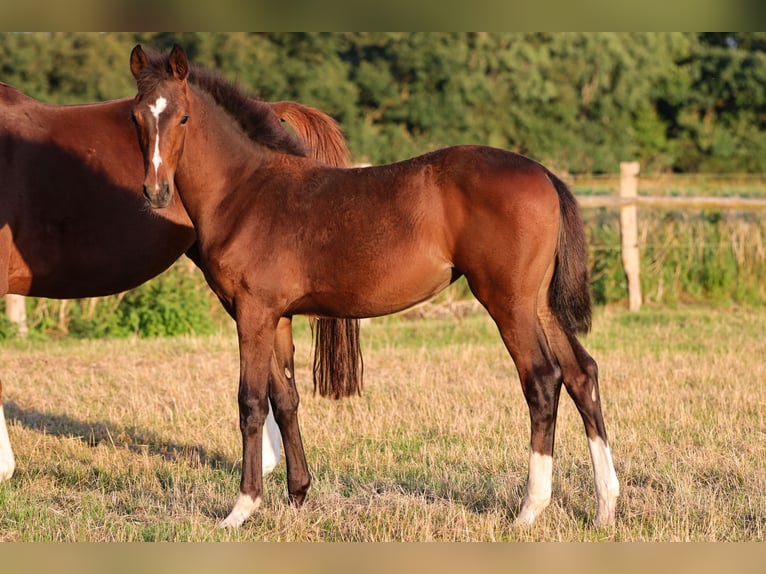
xmin=4 ymin=400 xmax=236 ymax=471
xmin=331 ymin=466 xmax=541 ymax=523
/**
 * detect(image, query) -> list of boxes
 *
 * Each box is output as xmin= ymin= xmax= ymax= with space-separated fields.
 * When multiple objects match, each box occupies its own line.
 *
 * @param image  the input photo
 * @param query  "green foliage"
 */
xmin=14 ymin=263 xmax=224 ymax=340
xmin=585 ymin=211 xmax=626 ymax=305
xmin=0 ymin=32 xmax=141 ymax=103
xmin=3 ymin=33 xmax=766 ymax=339
xmin=583 ymin=208 xmax=766 ymax=306
xmin=108 ymin=265 xmax=218 ymax=338
xmin=0 ymin=313 xmax=19 ymax=340
xmin=4 ymin=32 xmax=766 ymax=173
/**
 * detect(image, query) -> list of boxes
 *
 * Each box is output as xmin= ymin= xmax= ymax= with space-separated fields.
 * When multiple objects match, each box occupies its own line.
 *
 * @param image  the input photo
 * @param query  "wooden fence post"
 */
xmin=5 ymin=294 xmax=28 ymax=337
xmin=620 ymin=161 xmax=642 ymax=312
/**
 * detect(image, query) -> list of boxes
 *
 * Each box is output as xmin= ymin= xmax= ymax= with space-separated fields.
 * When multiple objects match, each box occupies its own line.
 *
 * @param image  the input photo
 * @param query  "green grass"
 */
xmin=0 ymin=306 xmax=764 ymax=541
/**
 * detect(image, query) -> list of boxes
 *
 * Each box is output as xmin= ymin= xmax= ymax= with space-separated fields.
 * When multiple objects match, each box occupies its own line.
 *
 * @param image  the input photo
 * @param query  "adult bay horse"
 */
xmin=0 ymin=78 xmax=361 ymax=485
xmin=130 ymin=44 xmax=619 ymax=529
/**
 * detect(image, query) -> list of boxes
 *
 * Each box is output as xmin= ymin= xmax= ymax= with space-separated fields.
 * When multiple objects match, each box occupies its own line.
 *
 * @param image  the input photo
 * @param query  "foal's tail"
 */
xmin=274 ymin=100 xmax=363 ymax=399
xmin=547 ymin=170 xmax=592 ymax=335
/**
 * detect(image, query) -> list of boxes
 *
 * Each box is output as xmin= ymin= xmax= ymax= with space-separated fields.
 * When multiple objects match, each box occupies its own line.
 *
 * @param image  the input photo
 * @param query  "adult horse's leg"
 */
xmin=0 ymin=379 xmax=15 ymax=481
xmin=0 ymin=249 xmax=15 ymax=479
xmin=261 ymin=391 xmax=282 ymax=476
xmin=540 ymin=317 xmax=619 ymax=525
xmin=219 ymin=302 xmax=279 ymax=529
xmin=269 ymin=317 xmax=311 ymax=505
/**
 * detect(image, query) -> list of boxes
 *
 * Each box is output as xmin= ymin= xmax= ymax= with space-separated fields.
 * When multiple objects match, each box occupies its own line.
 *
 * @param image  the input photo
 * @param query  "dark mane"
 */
xmin=133 ymin=49 xmax=308 ymax=157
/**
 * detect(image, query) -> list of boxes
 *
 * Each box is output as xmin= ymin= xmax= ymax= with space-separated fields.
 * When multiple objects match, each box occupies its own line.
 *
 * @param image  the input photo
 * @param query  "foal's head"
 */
xmin=130 ymin=43 xmax=310 ymax=210
xmin=130 ymin=43 xmax=191 ymax=209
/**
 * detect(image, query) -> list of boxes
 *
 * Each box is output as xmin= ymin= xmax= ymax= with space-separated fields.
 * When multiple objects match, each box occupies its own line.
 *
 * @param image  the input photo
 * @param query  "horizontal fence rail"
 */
xmin=574 ymin=162 xmax=766 ymax=311
xmin=577 ymin=195 xmax=766 ymax=210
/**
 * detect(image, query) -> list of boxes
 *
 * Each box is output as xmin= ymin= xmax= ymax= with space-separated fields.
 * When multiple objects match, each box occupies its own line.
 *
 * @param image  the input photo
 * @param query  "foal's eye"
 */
xmin=180 ymin=115 xmax=189 ymax=125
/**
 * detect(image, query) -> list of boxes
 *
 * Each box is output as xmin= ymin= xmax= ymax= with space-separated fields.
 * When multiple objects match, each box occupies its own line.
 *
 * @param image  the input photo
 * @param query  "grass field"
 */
xmin=0 ymin=304 xmax=763 ymax=541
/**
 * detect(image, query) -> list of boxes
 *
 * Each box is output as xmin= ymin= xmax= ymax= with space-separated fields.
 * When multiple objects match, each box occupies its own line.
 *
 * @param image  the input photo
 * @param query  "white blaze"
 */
xmin=149 ymin=96 xmax=167 ymax=179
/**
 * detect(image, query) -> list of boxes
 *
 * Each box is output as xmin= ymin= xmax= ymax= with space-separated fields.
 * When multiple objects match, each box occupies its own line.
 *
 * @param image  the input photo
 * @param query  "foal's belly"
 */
xmin=293 ymin=258 xmax=456 ymax=319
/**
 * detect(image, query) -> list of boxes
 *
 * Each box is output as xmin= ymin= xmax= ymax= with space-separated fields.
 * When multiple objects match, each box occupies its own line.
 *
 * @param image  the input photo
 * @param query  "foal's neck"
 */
xmin=175 ymin=90 xmax=269 ymax=223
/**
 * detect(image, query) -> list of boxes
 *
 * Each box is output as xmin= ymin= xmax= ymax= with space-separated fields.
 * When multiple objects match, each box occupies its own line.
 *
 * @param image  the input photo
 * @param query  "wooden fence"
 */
xmin=5 ymin=162 xmax=766 ymax=334
xmin=576 ymin=162 xmax=766 ymax=311
xmin=5 ymin=294 xmax=26 ymax=336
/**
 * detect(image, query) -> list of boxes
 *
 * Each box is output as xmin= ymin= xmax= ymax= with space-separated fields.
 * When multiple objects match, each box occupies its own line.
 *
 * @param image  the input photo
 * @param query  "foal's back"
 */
xmin=265 ymin=145 xmax=560 ymax=319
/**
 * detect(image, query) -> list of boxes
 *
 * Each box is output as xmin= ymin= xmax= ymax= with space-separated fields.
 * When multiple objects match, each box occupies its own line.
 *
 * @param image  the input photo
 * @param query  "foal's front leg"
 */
xmin=260 ymin=316 xmax=299 ymax=476
xmin=220 ymin=309 xmax=278 ymax=529
xmin=269 ymin=317 xmax=311 ymax=505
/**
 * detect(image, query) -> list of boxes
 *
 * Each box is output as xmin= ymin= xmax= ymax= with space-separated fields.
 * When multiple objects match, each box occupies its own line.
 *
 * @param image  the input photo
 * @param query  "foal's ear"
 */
xmin=130 ymin=45 xmax=148 ymax=79
xmin=168 ymin=44 xmax=189 ymax=82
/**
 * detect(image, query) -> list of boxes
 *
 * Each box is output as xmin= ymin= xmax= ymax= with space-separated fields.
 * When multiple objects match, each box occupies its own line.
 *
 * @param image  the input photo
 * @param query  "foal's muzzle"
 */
xmin=143 ymin=182 xmax=172 ymax=209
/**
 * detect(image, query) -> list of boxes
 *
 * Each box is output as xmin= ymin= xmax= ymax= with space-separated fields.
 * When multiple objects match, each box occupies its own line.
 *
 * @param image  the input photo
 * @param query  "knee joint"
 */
xmin=522 ymin=362 xmax=563 ymax=415
xmin=564 ymin=357 xmax=599 ymax=403
xmin=238 ymin=393 xmax=268 ymax=431
xmin=271 ymin=394 xmax=300 ymax=423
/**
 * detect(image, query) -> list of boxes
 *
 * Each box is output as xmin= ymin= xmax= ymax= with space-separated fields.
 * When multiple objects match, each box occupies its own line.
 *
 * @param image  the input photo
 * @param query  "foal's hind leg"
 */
xmin=269 ymin=317 xmax=311 ymax=506
xmin=504 ymin=313 xmax=564 ymax=526
xmin=542 ymin=319 xmax=619 ymax=525
xmin=470 ymin=283 xmax=564 ymax=525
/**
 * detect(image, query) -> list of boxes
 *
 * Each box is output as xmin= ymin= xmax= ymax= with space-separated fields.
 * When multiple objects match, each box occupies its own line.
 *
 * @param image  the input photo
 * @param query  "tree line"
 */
xmin=2 ymin=32 xmax=766 ymax=174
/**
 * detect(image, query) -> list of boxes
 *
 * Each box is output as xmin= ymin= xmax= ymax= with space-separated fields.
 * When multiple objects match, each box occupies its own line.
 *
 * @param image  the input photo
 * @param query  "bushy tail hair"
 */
xmin=310 ymin=318 xmax=363 ymax=399
xmin=547 ymin=170 xmax=592 ymax=335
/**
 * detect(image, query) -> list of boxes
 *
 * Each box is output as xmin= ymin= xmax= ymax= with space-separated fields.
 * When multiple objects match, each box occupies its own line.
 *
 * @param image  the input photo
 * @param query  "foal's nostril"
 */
xmin=159 ymin=182 xmax=171 ymax=203
xmin=142 ymin=181 xmax=171 ymax=208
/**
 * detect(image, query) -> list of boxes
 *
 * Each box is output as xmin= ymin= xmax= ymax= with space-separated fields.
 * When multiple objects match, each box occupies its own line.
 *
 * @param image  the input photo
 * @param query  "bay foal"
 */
xmin=130 ymin=44 xmax=619 ymax=528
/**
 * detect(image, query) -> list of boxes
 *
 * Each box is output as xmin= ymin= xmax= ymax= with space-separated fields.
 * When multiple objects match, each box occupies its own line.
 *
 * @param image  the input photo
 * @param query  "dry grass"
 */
xmin=0 ymin=305 xmax=763 ymax=541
